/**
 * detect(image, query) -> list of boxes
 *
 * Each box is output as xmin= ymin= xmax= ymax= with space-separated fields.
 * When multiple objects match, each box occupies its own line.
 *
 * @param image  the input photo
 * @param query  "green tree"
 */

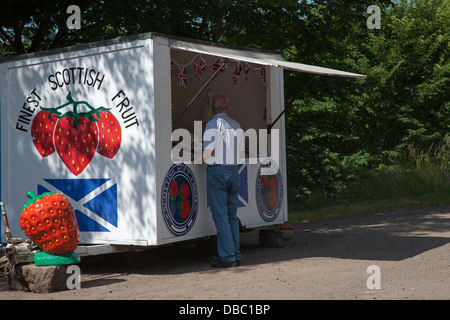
xmin=0 ymin=0 xmax=306 ymax=56
xmin=285 ymin=0 xmax=449 ymax=207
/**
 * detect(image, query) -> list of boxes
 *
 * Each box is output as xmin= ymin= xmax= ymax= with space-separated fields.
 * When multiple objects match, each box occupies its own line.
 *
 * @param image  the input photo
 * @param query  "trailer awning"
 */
xmin=170 ymin=40 xmax=366 ymax=78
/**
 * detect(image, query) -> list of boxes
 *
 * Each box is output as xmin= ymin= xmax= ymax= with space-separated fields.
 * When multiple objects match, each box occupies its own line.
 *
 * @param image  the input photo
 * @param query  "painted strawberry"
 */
xmin=31 ymin=110 xmax=56 ymax=157
xmin=180 ymin=183 xmax=190 ymax=201
xmin=179 ymin=183 xmax=191 ymax=219
xmin=20 ymin=191 xmax=80 ymax=255
xmin=180 ymin=200 xmax=191 ymax=219
xmin=96 ymin=110 xmax=121 ymax=159
xmin=269 ymin=176 xmax=277 ymax=190
xmin=269 ymin=191 xmax=278 ymax=208
xmin=261 ymin=175 xmax=268 ymax=188
xmin=54 ymin=116 xmax=99 ymax=176
xmin=169 ymin=180 xmax=178 ymax=199
xmin=32 ymin=91 xmax=122 ymax=176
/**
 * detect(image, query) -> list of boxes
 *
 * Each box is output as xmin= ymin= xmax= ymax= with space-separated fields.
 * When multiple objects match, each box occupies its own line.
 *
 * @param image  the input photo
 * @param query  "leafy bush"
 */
xmin=286 ymin=0 xmax=449 ymax=211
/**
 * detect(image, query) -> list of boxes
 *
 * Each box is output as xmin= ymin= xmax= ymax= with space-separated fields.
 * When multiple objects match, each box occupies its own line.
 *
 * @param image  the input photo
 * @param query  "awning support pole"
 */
xmin=268 ymin=75 xmax=315 ymax=134
xmin=172 ymin=59 xmax=229 ymax=125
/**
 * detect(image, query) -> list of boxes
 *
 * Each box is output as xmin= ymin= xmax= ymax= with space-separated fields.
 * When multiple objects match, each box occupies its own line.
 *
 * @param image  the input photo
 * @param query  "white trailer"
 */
xmin=0 ymin=33 xmax=365 ymax=255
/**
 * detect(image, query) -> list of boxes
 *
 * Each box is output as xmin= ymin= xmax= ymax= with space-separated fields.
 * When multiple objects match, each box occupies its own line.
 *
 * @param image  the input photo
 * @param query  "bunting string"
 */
xmin=170 ymin=54 xmax=267 ymax=89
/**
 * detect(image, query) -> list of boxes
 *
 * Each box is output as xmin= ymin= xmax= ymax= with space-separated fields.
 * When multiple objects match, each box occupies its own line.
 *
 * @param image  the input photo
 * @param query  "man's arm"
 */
xmin=203 ymin=148 xmax=214 ymax=160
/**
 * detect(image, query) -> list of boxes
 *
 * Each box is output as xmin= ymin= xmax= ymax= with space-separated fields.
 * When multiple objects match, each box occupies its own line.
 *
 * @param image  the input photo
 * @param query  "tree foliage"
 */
xmin=285 ymin=0 xmax=449 ymax=206
xmin=0 ymin=0 xmax=308 ymax=54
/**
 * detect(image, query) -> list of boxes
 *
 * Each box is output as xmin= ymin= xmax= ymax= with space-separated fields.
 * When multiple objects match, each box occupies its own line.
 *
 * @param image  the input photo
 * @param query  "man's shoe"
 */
xmin=211 ymin=260 xmax=234 ymax=268
xmin=235 ymin=259 xmax=241 ymax=266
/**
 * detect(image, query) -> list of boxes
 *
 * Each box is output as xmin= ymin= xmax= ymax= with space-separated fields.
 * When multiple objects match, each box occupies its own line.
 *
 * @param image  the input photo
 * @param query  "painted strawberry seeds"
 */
xmin=31 ymin=91 xmax=121 ymax=175
xmin=20 ymin=191 xmax=80 ymax=254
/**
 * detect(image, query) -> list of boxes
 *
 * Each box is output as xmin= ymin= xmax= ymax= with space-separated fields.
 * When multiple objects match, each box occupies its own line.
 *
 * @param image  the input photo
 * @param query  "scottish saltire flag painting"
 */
xmin=238 ymin=164 xmax=248 ymax=208
xmin=37 ymin=179 xmax=118 ymax=232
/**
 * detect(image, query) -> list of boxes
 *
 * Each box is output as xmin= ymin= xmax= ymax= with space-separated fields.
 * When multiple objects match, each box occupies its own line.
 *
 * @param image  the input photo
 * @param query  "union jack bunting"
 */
xmin=170 ymin=59 xmax=174 ymax=76
xmin=243 ymin=62 xmax=250 ymax=81
xmin=233 ymin=63 xmax=242 ymax=85
xmin=178 ymin=64 xmax=187 ymax=88
xmin=211 ymin=58 xmax=227 ymax=75
xmin=193 ymin=56 xmax=207 ymax=82
xmin=256 ymin=68 xmax=266 ymax=88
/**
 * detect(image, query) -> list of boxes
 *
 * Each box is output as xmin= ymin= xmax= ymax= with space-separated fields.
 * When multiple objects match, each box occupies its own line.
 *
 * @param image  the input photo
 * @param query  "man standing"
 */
xmin=203 ymin=95 xmax=244 ymax=268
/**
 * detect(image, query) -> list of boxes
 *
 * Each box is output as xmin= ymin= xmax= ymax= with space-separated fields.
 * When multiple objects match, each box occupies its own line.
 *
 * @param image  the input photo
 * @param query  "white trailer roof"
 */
xmin=0 ymin=32 xmax=366 ymax=79
xmin=170 ymin=40 xmax=366 ymax=78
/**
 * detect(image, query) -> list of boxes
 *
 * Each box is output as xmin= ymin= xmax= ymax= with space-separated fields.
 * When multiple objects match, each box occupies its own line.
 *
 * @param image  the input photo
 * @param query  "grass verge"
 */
xmin=288 ymin=136 xmax=450 ymax=224
xmin=288 ymin=198 xmax=450 ymax=224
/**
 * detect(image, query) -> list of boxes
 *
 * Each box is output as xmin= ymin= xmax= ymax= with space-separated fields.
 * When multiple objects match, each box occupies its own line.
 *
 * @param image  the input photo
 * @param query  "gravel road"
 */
xmin=1 ymin=203 xmax=449 ymax=300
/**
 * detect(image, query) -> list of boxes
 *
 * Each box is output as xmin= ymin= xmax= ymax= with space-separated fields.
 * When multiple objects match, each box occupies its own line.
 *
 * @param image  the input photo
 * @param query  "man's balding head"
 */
xmin=211 ymin=95 xmax=229 ymax=113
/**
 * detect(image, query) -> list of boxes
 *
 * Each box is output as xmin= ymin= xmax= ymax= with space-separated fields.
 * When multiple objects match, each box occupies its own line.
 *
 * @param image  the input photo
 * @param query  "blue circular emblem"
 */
xmin=255 ymin=161 xmax=283 ymax=222
xmin=161 ymin=164 xmax=198 ymax=236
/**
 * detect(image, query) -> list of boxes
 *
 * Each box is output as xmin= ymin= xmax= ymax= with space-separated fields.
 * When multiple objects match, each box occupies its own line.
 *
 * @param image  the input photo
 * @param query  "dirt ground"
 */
xmin=1 ymin=203 xmax=449 ymax=300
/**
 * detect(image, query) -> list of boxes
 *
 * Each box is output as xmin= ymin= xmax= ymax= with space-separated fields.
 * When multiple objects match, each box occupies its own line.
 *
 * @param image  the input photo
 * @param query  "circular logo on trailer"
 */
xmin=161 ymin=164 xmax=198 ymax=236
xmin=255 ymin=161 xmax=283 ymax=222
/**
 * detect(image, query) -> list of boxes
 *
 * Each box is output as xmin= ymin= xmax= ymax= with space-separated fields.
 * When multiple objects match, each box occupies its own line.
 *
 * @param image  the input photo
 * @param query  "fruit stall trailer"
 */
xmin=1 ymin=33 xmax=365 ymax=256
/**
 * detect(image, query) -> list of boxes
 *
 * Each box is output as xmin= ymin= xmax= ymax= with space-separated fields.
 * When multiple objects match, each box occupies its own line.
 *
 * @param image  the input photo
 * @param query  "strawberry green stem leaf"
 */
xmin=90 ymin=106 xmax=111 ymax=120
xmin=96 ymin=106 xmax=111 ymax=112
xmin=78 ymin=112 xmax=101 ymax=123
xmin=42 ymin=92 xmax=112 ymax=130
xmin=56 ymin=110 xmax=101 ymax=130
xmin=22 ymin=191 xmax=55 ymax=210
xmin=78 ymin=100 xmax=97 ymax=111
xmin=26 ymin=191 xmax=38 ymax=200
xmin=66 ymin=91 xmax=75 ymax=104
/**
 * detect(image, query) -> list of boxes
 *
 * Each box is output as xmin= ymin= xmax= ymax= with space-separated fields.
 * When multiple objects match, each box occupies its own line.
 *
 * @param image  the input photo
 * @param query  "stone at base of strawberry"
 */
xmin=7 ymin=264 xmax=70 ymax=293
xmin=34 ymin=251 xmax=81 ymax=266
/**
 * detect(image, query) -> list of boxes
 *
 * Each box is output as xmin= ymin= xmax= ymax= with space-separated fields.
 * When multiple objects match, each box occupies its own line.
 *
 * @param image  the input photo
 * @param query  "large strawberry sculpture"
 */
xmin=20 ymin=191 xmax=80 ymax=255
xmin=31 ymin=91 xmax=121 ymax=175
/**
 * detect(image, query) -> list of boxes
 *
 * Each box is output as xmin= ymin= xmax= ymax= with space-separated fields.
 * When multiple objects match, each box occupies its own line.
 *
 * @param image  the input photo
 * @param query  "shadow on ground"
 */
xmin=78 ymin=204 xmax=450 ymax=278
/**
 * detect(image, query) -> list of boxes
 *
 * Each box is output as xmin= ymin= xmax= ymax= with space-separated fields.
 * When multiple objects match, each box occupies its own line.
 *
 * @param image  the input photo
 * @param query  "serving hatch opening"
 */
xmin=169 ymin=47 xmax=269 ymax=162
xmin=167 ymin=37 xmax=366 ymax=163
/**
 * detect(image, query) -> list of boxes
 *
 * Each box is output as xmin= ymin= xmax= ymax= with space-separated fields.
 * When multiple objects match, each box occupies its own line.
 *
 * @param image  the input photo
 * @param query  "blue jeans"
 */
xmin=207 ymin=165 xmax=241 ymax=263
